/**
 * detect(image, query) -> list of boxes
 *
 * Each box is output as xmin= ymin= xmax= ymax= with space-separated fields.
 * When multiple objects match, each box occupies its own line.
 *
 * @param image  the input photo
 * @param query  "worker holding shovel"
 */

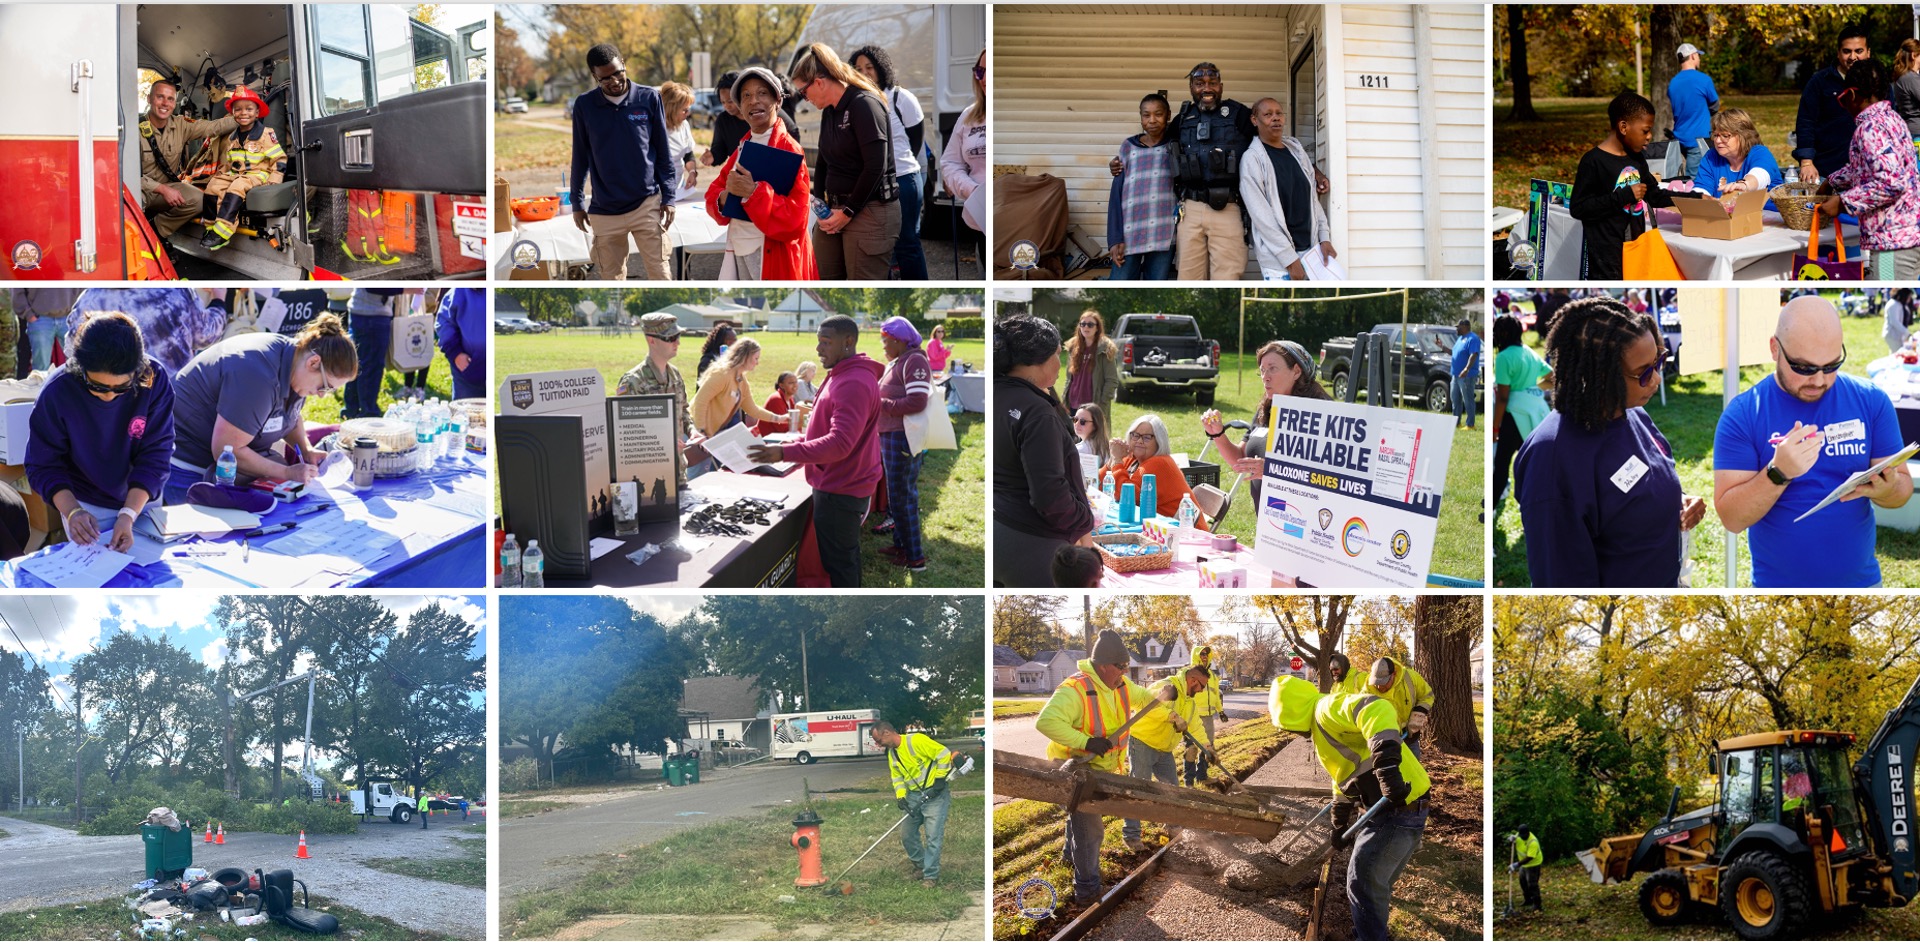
xmin=1270 ymin=675 xmax=1432 ymax=942
xmin=871 ymin=720 xmax=954 ymax=887
xmin=1121 ymin=662 xmax=1213 ymax=853
xmin=1035 ymin=630 xmax=1153 ymax=908
xmin=1513 ymin=824 xmax=1543 ymax=911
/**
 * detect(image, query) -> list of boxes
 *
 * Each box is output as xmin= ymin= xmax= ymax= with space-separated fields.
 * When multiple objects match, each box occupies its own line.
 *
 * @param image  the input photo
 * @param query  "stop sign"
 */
xmin=1289 ymin=656 xmax=1304 ymax=672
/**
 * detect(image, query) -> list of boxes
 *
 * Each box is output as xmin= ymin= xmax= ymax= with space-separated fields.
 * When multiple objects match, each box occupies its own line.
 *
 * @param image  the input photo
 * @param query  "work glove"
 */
xmin=897 ymin=797 xmax=911 ymax=813
xmin=1509 ymin=862 xmax=1519 ymax=873
xmin=1083 ymin=736 xmax=1114 ymax=756
xmin=1331 ymin=799 xmax=1357 ymax=849
xmin=1171 ymin=714 xmax=1189 ymax=734
xmin=925 ymin=779 xmax=948 ymax=799
xmin=1370 ymin=738 xmax=1414 ymax=806
xmin=1407 ymin=711 xmax=1429 ymax=733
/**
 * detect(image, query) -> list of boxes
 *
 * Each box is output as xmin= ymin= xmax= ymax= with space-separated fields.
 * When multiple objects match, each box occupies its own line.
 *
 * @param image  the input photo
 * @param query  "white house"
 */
xmin=994 ymin=3 xmax=1483 ymax=280
xmin=682 ymin=674 xmax=771 ymax=753
xmin=650 ymin=300 xmax=754 ymax=332
xmin=1016 ymin=649 xmax=1087 ymax=694
xmin=1127 ymin=635 xmax=1193 ymax=685
xmin=926 ymin=293 xmax=983 ymax=322
xmin=766 ymin=290 xmax=835 ymax=332
xmin=993 ymin=644 xmax=1028 ymax=693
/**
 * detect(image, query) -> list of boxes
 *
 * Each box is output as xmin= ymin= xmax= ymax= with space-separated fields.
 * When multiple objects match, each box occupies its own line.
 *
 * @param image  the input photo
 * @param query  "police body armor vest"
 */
xmin=1174 ymin=100 xmax=1250 ymax=210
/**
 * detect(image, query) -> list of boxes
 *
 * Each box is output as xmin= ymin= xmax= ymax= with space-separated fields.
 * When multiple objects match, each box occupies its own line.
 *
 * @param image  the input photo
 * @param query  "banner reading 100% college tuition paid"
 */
xmin=1253 ymin=398 xmax=1456 ymax=588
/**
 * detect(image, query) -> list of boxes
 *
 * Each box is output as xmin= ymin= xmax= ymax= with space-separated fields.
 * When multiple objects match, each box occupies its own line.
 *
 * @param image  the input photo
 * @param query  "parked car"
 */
xmin=503 ymin=96 xmax=528 ymax=114
xmin=691 ymin=88 xmax=722 ymax=129
xmin=1112 ymin=313 xmax=1219 ymax=406
xmin=1318 ymin=323 xmax=1482 ymax=413
xmin=495 ymin=315 xmax=546 ymax=334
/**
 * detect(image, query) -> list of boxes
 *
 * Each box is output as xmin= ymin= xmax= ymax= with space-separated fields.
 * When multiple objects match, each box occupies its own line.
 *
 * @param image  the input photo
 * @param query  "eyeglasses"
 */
xmin=1628 ymin=347 xmax=1671 ymax=389
xmin=81 ymin=375 xmax=137 ymax=396
xmin=1777 ymin=338 xmax=1846 ymax=376
xmin=316 ymin=373 xmax=344 ymax=396
xmin=973 ymin=64 xmax=986 ymax=81
xmin=1126 ymin=431 xmax=1156 ymax=444
xmin=1073 ymin=416 xmax=1093 ymax=426
xmin=595 ymin=69 xmax=628 ymax=88
xmin=1079 ymin=321 xmax=1098 ymax=329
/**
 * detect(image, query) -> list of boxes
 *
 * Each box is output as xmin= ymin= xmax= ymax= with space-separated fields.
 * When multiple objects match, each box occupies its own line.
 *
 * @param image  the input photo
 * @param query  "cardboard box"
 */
xmin=493 ymin=175 xmax=512 ymax=232
xmin=1198 ymin=559 xmax=1246 ymax=589
xmin=0 ymin=398 xmax=35 ymax=466
xmin=1672 ymin=189 xmax=1768 ymax=240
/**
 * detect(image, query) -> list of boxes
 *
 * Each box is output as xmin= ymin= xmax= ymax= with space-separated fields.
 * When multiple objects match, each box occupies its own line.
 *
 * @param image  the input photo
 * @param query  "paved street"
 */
xmin=498 ymin=757 xmax=885 ymax=904
xmin=0 ymin=813 xmax=486 ymax=937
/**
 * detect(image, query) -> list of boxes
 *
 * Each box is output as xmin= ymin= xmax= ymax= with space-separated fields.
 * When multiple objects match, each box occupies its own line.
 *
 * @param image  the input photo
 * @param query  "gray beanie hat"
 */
xmin=1092 ymin=629 xmax=1129 ymax=667
xmin=732 ymin=67 xmax=786 ymax=103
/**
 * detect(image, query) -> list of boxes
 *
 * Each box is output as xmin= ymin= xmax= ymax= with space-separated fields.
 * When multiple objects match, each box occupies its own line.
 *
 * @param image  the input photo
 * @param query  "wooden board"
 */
xmin=994 ymin=750 xmax=1289 ymax=840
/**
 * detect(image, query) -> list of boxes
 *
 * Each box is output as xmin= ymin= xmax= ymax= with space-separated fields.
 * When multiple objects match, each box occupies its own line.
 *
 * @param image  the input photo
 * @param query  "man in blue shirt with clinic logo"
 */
xmin=1713 ymin=296 xmax=1913 ymax=588
xmin=1667 ymin=43 xmax=1719 ymax=179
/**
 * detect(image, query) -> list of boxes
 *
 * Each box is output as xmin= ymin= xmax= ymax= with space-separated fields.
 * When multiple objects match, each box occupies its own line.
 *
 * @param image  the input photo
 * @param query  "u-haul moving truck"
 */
xmin=770 ymin=708 xmax=880 ymax=765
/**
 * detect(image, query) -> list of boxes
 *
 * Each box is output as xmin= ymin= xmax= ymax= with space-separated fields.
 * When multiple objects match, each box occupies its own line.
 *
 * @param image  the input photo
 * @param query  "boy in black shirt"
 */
xmin=1571 ymin=91 xmax=1674 ymax=280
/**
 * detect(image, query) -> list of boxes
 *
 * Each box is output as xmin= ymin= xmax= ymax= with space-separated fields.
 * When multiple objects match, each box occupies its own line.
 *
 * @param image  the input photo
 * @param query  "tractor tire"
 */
xmin=1639 ymin=869 xmax=1691 ymax=927
xmin=391 ymin=805 xmax=413 ymax=824
xmin=1331 ymin=371 xmax=1350 ymax=401
xmin=1720 ymin=853 xmax=1812 ymax=941
xmin=1196 ymin=387 xmax=1215 ymax=408
xmin=1426 ymin=380 xmax=1451 ymax=414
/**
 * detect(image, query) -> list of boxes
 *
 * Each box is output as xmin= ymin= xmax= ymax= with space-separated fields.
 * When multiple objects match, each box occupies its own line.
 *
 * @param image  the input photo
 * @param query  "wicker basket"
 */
xmin=1769 ymin=181 xmax=1824 ymax=233
xmin=1095 ymin=532 xmax=1174 ymax=572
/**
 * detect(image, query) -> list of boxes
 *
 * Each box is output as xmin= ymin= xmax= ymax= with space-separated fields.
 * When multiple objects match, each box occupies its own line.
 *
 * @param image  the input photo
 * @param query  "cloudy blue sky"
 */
xmin=0 ymin=595 xmax=487 ymax=702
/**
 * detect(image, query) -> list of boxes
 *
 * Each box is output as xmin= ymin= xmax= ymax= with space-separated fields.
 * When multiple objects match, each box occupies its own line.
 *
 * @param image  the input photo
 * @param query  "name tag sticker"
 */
xmin=1827 ymin=419 xmax=1865 ymax=443
xmin=1611 ymin=455 xmax=1649 ymax=493
xmin=262 ymin=415 xmax=285 ymax=436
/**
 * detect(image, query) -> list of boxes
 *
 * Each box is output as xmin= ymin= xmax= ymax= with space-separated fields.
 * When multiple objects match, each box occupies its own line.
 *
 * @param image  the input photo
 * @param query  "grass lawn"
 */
xmin=302 ymin=346 xmax=454 ymax=428
xmin=1100 ymin=353 xmax=1487 ymax=584
xmin=496 ymin=328 xmax=987 ymax=588
xmin=1493 ymin=94 xmax=1803 ymax=211
xmin=498 ymin=799 xmax=571 ymax=818
xmin=990 ymin=715 xmax=1292 ymax=941
xmin=505 ymin=780 xmax=985 ymax=940
xmin=1493 ymin=291 xmax=1918 ymax=588
xmin=1494 ymin=861 xmax=1920 ymax=940
xmin=497 ymin=113 xmax=715 ymax=175
xmin=992 ymin=698 xmax=1045 ymax=720
xmin=0 ymin=895 xmax=448 ymax=941
xmin=363 ymin=835 xmax=486 ymax=888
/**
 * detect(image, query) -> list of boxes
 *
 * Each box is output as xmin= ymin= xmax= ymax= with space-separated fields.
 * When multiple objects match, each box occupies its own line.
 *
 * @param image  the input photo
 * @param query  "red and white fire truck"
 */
xmin=0 ymin=3 xmax=488 ymax=281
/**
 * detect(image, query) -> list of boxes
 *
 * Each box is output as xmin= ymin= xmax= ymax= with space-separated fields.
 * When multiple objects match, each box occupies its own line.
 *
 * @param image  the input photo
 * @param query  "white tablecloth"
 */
xmin=492 ymin=192 xmax=725 ymax=278
xmin=1535 ymin=203 xmax=1857 ymax=281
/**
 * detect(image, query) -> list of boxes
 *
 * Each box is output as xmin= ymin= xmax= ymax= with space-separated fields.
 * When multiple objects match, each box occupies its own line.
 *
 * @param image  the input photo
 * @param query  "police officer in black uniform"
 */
xmin=1111 ymin=64 xmax=1254 ymax=279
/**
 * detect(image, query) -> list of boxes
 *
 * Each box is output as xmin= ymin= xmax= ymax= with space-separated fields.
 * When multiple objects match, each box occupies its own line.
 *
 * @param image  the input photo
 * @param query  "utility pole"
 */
xmin=17 ymin=724 xmax=23 ymax=814
xmin=1083 ymin=594 xmax=1093 ymax=653
xmin=72 ymin=691 xmax=82 ymax=825
xmin=798 ymin=626 xmax=811 ymax=712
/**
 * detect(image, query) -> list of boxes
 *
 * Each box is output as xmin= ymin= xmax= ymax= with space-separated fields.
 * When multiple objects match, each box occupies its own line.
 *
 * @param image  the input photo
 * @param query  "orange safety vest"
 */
xmin=1064 ymin=671 xmax=1132 ymax=755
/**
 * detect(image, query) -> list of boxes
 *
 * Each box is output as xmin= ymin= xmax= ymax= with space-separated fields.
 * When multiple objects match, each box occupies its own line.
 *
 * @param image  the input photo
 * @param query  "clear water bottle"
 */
xmin=521 ymin=539 xmax=545 ymax=588
xmin=449 ymin=410 xmax=469 ymax=461
xmin=215 ymin=445 xmax=239 ymax=487
xmin=499 ymin=533 xmax=521 ymax=587
xmin=413 ymin=405 xmax=437 ymax=471
xmin=1102 ymin=470 xmax=1116 ymax=502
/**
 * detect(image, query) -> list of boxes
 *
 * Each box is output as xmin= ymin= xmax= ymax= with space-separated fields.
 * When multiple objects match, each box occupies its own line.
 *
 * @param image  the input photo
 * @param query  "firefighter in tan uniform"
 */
xmin=139 ymin=80 xmax=236 ymax=237
xmin=197 ymin=86 xmax=286 ymax=250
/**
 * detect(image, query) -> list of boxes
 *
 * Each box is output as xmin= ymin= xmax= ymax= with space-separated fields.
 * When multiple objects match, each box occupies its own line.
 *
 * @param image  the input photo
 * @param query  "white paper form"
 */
xmin=703 ymin=423 xmax=767 ymax=474
xmin=1794 ymin=441 xmax=1920 ymax=522
xmin=141 ymin=504 xmax=261 ymax=539
xmin=20 ymin=541 xmax=136 ymax=588
xmin=189 ymin=543 xmax=334 ymax=588
xmin=315 ymin=451 xmax=353 ymax=488
xmin=264 ymin=513 xmax=400 ymax=573
xmin=589 ymin=537 xmax=625 ymax=560
xmin=73 ymin=502 xmax=169 ymax=565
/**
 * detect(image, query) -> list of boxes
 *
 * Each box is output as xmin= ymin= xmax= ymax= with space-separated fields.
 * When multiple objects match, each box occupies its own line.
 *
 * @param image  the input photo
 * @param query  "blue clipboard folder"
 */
xmin=721 ymin=140 xmax=804 ymax=222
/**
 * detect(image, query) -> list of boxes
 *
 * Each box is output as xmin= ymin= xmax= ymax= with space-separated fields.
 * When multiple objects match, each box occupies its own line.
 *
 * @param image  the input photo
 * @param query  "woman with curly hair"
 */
xmin=994 ymin=314 xmax=1095 ymax=587
xmin=1513 ymin=297 xmax=1706 ymax=587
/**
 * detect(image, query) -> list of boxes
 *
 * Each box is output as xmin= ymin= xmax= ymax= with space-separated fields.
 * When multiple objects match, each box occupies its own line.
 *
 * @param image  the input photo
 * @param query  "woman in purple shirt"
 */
xmin=25 ymin=312 xmax=175 ymax=551
xmin=1513 ymin=297 xmax=1707 ymax=587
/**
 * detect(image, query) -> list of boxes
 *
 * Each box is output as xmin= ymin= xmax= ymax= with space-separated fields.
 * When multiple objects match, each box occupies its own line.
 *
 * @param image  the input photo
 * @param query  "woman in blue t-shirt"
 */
xmin=1695 ymin=107 xmax=1782 ymax=211
xmin=1513 ymin=297 xmax=1709 ymax=587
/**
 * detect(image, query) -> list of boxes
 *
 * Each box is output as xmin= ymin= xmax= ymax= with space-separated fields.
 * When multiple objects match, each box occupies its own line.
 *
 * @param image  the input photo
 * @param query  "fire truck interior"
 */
xmin=132 ymin=4 xmax=487 ymax=280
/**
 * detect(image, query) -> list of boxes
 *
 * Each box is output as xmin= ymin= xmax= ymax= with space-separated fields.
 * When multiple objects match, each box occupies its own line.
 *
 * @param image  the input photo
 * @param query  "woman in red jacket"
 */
xmin=705 ymin=67 xmax=817 ymax=280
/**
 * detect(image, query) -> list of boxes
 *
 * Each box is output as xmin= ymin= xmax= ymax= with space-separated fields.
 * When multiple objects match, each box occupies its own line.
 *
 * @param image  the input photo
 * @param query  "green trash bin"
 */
xmin=140 ymin=824 xmax=193 ymax=880
xmin=685 ymin=756 xmax=701 ymax=785
xmin=664 ymin=757 xmax=685 ymax=787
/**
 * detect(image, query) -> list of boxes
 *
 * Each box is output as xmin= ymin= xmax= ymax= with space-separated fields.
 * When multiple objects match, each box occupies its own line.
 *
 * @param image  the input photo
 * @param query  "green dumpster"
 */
xmin=140 ymin=824 xmax=193 ymax=880
xmin=664 ymin=757 xmax=685 ymax=787
xmin=685 ymin=755 xmax=701 ymax=784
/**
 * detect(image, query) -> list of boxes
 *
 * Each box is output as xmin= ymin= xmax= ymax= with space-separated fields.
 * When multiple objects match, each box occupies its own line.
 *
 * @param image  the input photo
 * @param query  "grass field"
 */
xmin=363 ymin=834 xmax=486 ymax=888
xmin=1493 ymin=94 xmax=1802 ymax=211
xmin=1492 ymin=291 xmax=1920 ymax=588
xmin=0 ymin=895 xmax=446 ymax=941
xmin=992 ymin=698 xmax=1045 ymax=720
xmin=1493 ymin=861 xmax=1920 ymax=940
xmin=506 ymin=777 xmax=984 ymax=939
xmin=496 ymin=112 xmax=713 ymax=175
xmin=495 ymin=327 xmax=987 ymax=588
xmin=1098 ymin=354 xmax=1488 ymax=584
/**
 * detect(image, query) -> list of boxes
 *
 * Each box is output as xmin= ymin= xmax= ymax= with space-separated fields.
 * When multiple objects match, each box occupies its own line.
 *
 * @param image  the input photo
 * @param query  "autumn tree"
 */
xmin=993 ymin=595 xmax=1068 ymax=660
xmin=1255 ymin=595 xmax=1353 ymax=692
xmin=1413 ymin=595 xmax=1482 ymax=753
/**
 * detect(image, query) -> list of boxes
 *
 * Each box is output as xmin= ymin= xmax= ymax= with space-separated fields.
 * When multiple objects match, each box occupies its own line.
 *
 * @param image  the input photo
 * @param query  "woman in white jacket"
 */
xmin=1240 ymin=97 xmax=1335 ymax=280
xmin=942 ymin=49 xmax=988 ymax=232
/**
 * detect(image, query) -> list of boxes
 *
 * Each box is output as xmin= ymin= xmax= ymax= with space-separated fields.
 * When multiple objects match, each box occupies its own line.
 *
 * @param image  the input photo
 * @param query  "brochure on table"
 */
xmin=1252 ymin=397 xmax=1455 ymax=588
xmin=605 ymin=394 xmax=681 ymax=523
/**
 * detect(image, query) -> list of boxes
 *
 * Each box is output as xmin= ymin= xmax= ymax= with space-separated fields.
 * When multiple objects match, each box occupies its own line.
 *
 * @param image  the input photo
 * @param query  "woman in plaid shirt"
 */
xmin=1106 ymin=94 xmax=1178 ymax=280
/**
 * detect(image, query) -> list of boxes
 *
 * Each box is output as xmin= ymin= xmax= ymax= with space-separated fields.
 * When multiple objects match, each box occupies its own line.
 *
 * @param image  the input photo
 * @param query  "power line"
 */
xmin=0 ymin=603 xmax=71 ymax=715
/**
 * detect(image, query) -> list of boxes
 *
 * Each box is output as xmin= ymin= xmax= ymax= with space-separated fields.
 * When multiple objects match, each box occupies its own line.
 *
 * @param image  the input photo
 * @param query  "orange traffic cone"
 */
xmin=295 ymin=831 xmax=311 ymax=859
xmin=203 ymin=822 xmax=213 ymax=844
xmin=215 ymin=823 xmax=225 ymax=845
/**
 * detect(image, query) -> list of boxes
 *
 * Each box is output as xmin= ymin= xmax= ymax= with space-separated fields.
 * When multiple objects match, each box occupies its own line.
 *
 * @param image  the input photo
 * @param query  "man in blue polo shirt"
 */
xmin=570 ymin=43 xmax=678 ymax=280
xmin=1667 ymin=43 xmax=1718 ymax=178
xmin=1450 ymin=318 xmax=1481 ymax=430
xmin=1713 ymin=296 xmax=1913 ymax=587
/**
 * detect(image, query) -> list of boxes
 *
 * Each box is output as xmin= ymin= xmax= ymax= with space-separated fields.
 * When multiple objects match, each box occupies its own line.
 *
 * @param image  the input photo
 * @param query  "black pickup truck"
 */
xmin=1317 ymin=323 xmax=1482 ymax=413
xmin=1113 ymin=313 xmax=1220 ymax=406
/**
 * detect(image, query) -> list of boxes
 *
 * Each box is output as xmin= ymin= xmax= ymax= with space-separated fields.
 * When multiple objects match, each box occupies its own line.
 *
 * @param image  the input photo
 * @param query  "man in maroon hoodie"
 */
xmin=749 ymin=315 xmax=883 ymax=587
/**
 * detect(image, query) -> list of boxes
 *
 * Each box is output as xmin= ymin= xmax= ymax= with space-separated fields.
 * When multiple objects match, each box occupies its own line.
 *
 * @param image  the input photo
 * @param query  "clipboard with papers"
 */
xmin=1793 ymin=441 xmax=1920 ymax=522
xmin=721 ymin=140 xmax=803 ymax=222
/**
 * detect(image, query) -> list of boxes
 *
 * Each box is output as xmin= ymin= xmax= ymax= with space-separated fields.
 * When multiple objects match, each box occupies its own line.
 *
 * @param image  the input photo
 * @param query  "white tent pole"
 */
xmin=1723 ymin=289 xmax=1741 ymax=588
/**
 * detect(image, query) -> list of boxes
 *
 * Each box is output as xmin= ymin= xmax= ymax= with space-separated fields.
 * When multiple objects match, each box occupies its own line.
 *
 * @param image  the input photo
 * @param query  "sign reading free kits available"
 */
xmin=1253 ymin=397 xmax=1456 ymax=588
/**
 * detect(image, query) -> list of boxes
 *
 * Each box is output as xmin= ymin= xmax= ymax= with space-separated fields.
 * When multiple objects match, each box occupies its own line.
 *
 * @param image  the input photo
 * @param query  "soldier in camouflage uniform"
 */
xmin=615 ymin=312 xmax=691 ymax=486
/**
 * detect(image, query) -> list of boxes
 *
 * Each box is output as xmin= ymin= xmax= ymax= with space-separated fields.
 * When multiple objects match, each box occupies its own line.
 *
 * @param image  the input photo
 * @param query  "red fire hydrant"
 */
xmin=791 ymin=808 xmax=826 ymax=887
